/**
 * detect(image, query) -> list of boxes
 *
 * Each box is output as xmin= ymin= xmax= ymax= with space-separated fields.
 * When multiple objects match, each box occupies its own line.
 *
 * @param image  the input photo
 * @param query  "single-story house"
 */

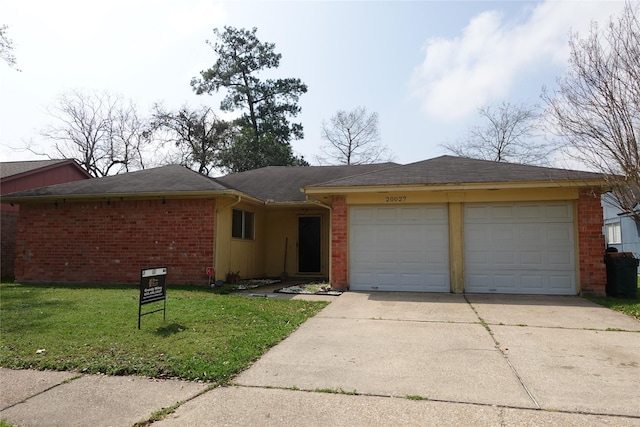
xmin=0 ymin=159 xmax=91 ymax=278
xmin=2 ymin=155 xmax=609 ymax=295
xmin=602 ymin=191 xmax=640 ymax=260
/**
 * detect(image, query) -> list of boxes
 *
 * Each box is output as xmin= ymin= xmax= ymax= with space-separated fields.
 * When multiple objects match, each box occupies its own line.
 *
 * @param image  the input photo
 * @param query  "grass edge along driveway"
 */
xmin=0 ymin=282 xmax=328 ymax=383
xmin=583 ymin=279 xmax=640 ymax=320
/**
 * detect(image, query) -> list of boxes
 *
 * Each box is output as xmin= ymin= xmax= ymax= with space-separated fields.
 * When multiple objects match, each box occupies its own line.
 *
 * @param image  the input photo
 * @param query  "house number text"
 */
xmin=385 ymin=196 xmax=407 ymax=203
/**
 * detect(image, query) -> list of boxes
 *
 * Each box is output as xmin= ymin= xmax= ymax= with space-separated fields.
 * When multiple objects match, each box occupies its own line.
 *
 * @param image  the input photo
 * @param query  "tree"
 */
xmin=543 ymin=2 xmax=640 ymax=222
xmin=151 ymin=104 xmax=235 ymax=176
xmin=191 ymin=26 xmax=308 ymax=172
xmin=442 ymin=101 xmax=553 ymax=165
xmin=317 ymin=106 xmax=394 ymax=165
xmin=1 ymin=24 xmax=19 ymax=70
xmin=38 ymin=90 xmax=152 ymax=177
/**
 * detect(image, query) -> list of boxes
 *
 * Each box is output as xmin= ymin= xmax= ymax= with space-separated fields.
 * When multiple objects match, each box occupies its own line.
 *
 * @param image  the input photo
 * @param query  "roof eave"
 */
xmin=2 ymin=189 xmax=262 ymax=204
xmin=303 ymin=179 xmax=609 ymax=195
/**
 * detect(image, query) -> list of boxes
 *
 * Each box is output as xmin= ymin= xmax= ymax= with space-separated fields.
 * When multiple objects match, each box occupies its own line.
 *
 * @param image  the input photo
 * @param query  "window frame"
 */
xmin=232 ymin=208 xmax=254 ymax=240
xmin=605 ymin=222 xmax=622 ymax=245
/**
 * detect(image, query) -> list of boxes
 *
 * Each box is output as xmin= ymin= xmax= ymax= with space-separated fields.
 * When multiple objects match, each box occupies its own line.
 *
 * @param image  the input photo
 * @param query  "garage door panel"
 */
xmin=548 ymin=251 xmax=572 ymax=267
xmin=495 ymin=275 xmax=518 ymax=291
xmin=350 ymin=205 xmax=449 ymax=292
xmin=493 ymin=251 xmax=516 ymax=265
xmin=521 ymin=251 xmax=543 ymax=266
xmin=377 ymin=208 xmax=398 ymax=221
xmin=521 ymin=275 xmax=544 ymax=290
xmin=546 ymin=204 xmax=572 ymax=219
xmin=546 ymin=224 xmax=573 ymax=242
xmin=465 ymin=201 xmax=576 ymax=295
xmin=399 ymin=207 xmax=422 ymax=221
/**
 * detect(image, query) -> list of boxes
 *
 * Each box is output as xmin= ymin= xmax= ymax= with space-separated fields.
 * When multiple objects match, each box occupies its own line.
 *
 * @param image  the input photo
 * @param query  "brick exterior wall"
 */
xmin=1 ymin=211 xmax=18 ymax=278
xmin=331 ymin=196 xmax=348 ymax=289
xmin=15 ymin=198 xmax=215 ymax=285
xmin=577 ymin=191 xmax=607 ymax=294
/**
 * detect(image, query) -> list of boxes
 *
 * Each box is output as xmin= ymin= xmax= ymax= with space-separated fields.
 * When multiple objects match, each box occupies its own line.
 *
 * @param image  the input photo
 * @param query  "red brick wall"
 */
xmin=577 ymin=191 xmax=606 ymax=294
xmin=331 ymin=196 xmax=348 ymax=289
xmin=15 ymin=198 xmax=215 ymax=285
xmin=1 ymin=211 xmax=18 ymax=278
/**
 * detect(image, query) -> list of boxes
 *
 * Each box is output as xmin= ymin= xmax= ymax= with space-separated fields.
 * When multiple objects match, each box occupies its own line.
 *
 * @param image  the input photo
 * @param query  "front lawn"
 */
xmin=583 ymin=277 xmax=640 ymax=320
xmin=0 ymin=283 xmax=328 ymax=383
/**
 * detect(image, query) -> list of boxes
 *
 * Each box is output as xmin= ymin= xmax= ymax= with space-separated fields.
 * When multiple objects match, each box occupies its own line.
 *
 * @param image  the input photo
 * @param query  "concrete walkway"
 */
xmin=2 ymin=292 xmax=639 ymax=426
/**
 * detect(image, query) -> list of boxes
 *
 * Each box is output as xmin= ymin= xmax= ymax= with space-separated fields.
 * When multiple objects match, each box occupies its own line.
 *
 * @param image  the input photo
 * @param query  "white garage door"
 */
xmin=464 ymin=201 xmax=576 ymax=295
xmin=350 ymin=205 xmax=449 ymax=292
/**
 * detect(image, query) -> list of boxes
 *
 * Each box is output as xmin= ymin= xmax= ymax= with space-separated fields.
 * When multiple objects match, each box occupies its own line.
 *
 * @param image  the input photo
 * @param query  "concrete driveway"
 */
xmin=4 ymin=292 xmax=639 ymax=426
xmin=230 ymin=292 xmax=640 ymax=416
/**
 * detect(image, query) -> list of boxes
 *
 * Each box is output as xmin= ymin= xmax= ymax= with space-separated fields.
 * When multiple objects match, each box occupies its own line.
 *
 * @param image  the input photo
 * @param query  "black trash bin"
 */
xmin=605 ymin=253 xmax=639 ymax=298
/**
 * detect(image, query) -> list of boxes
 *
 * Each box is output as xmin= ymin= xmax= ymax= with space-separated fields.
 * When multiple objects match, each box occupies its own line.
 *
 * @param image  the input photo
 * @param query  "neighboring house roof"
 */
xmin=1 ymin=159 xmax=90 ymax=180
xmin=306 ymin=155 xmax=606 ymax=189
xmin=217 ymin=163 xmax=397 ymax=203
xmin=2 ymin=164 xmax=232 ymax=201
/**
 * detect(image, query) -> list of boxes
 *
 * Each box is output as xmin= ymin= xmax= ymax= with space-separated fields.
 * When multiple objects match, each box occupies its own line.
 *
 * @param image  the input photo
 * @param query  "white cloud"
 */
xmin=410 ymin=0 xmax=626 ymax=122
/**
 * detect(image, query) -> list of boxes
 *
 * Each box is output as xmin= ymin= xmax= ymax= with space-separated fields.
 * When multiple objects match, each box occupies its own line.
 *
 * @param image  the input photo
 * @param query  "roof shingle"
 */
xmin=308 ymin=156 xmax=606 ymax=187
xmin=217 ymin=163 xmax=398 ymax=202
xmin=2 ymin=164 xmax=230 ymax=199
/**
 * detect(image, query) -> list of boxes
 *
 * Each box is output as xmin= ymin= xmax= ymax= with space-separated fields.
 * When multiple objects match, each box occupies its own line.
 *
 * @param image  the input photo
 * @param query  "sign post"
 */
xmin=138 ymin=267 xmax=167 ymax=329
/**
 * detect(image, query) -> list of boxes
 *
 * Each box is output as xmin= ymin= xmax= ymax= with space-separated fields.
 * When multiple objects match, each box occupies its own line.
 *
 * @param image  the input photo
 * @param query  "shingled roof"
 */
xmin=2 ymin=164 xmax=231 ymax=201
xmin=217 ymin=163 xmax=398 ymax=202
xmin=3 ymin=156 xmax=608 ymax=204
xmin=306 ymin=156 xmax=606 ymax=188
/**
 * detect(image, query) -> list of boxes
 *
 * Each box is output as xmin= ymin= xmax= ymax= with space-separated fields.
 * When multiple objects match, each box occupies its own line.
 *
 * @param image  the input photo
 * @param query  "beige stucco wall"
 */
xmin=264 ymin=206 xmax=330 ymax=278
xmin=214 ymin=198 xmax=330 ymax=281
xmin=214 ymin=198 xmax=266 ymax=280
xmin=343 ymin=187 xmax=580 ymax=205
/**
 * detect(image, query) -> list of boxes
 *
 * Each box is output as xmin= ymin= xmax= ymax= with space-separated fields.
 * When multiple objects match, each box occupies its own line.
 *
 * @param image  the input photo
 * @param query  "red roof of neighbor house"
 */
xmin=0 ymin=159 xmax=90 ymax=180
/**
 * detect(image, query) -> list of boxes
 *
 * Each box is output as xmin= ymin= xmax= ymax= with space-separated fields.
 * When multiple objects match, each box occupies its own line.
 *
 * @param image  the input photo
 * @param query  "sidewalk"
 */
xmin=2 ymin=368 xmax=639 ymax=427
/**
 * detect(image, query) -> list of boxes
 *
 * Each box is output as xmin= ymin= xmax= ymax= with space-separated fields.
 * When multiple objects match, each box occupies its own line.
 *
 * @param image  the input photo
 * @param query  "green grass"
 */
xmin=583 ymin=278 xmax=640 ymax=320
xmin=0 ymin=282 xmax=328 ymax=383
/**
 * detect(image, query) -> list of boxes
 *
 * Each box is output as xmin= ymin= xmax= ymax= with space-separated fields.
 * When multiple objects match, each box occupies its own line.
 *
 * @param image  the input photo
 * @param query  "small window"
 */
xmin=605 ymin=222 xmax=622 ymax=245
xmin=232 ymin=209 xmax=254 ymax=240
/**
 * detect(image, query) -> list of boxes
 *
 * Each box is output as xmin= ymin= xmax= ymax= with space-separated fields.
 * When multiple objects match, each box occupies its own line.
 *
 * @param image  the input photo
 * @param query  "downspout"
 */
xmin=306 ymin=195 xmax=333 ymax=283
xmin=215 ymin=195 xmax=242 ymax=281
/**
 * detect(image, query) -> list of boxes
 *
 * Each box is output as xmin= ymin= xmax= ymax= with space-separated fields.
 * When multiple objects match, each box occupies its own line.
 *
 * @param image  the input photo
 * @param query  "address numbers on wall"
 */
xmin=385 ymin=196 xmax=407 ymax=203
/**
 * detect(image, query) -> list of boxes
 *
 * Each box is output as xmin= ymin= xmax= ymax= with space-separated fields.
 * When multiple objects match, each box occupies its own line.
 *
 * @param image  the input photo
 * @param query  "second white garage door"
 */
xmin=350 ymin=205 xmax=449 ymax=292
xmin=464 ymin=201 xmax=576 ymax=295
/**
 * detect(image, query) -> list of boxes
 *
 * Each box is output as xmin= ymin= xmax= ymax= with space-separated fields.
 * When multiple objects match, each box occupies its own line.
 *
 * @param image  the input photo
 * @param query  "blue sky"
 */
xmin=0 ymin=1 xmax=627 ymax=170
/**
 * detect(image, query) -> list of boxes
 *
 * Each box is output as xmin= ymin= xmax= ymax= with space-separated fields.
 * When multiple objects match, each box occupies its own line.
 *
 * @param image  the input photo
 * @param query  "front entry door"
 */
xmin=298 ymin=216 xmax=321 ymax=273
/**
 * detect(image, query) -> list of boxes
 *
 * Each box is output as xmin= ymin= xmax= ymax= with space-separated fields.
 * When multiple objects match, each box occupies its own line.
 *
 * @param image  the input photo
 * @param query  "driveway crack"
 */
xmin=464 ymin=295 xmax=541 ymax=410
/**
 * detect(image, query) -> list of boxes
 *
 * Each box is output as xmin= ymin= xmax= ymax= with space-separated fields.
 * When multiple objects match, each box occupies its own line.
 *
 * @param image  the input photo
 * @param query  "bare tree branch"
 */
xmin=39 ymin=89 xmax=152 ymax=177
xmin=316 ymin=106 xmax=394 ymax=165
xmin=442 ymin=101 xmax=555 ymax=165
xmin=0 ymin=24 xmax=19 ymax=71
xmin=151 ymin=104 xmax=235 ymax=175
xmin=543 ymin=1 xmax=640 ymax=222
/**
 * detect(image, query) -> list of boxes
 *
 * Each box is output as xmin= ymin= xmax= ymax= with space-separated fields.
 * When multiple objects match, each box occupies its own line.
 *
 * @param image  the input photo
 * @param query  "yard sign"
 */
xmin=138 ymin=267 xmax=167 ymax=329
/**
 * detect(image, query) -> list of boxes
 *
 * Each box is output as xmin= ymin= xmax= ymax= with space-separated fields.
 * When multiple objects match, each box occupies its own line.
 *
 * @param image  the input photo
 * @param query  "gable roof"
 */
xmin=306 ymin=156 xmax=606 ymax=189
xmin=217 ymin=163 xmax=398 ymax=203
xmin=1 ymin=159 xmax=90 ymax=180
xmin=2 ymin=164 xmax=232 ymax=201
xmin=3 ymin=156 xmax=609 ymax=204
